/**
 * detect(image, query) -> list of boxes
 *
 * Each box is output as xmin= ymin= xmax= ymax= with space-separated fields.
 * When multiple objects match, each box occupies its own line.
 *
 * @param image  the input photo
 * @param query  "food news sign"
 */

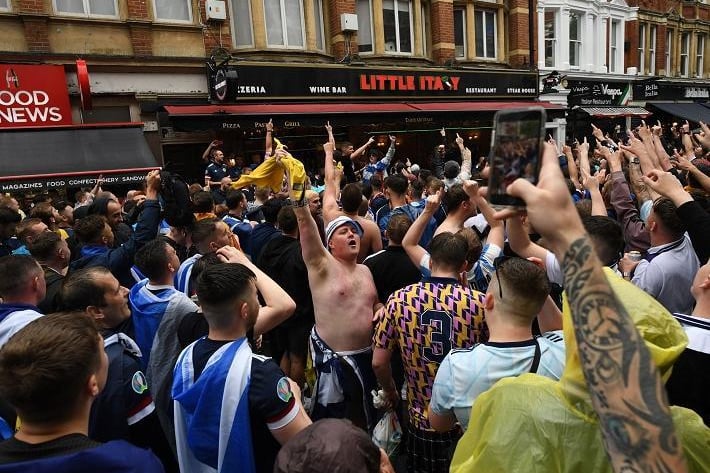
xmin=1 ymin=64 xmax=72 ymax=128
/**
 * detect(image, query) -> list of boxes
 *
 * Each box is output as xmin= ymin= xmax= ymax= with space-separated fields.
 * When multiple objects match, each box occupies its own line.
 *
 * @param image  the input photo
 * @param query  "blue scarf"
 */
xmin=173 ymin=337 xmax=255 ymax=473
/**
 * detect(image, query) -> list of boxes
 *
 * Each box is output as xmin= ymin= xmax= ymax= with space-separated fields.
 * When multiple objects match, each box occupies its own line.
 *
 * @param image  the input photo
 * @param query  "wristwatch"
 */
xmin=630 ymin=157 xmax=640 ymax=165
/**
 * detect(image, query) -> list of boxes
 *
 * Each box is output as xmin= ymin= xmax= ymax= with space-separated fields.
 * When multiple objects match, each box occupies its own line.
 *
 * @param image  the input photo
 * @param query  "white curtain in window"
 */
xmin=0 ymin=0 xmax=9 ymax=10
xmin=356 ymin=0 xmax=373 ymax=52
xmin=155 ymin=0 xmax=190 ymax=21
xmin=285 ymin=1 xmax=303 ymax=47
xmin=313 ymin=0 xmax=324 ymax=50
xmin=56 ymin=0 xmax=85 ymax=13
xmin=231 ymin=0 xmax=253 ymax=46
xmin=265 ymin=0 xmax=285 ymax=45
xmin=89 ymin=0 xmax=116 ymax=16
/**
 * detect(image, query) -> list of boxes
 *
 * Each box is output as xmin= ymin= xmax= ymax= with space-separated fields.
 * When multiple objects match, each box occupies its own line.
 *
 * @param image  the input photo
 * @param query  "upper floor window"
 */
xmin=357 ymin=0 xmax=374 ymax=53
xmin=649 ymin=25 xmax=656 ymax=75
xmin=666 ymin=29 xmax=673 ymax=75
xmin=264 ymin=0 xmax=304 ymax=48
xmin=544 ymin=10 xmax=556 ymax=68
xmin=697 ymin=35 xmax=705 ymax=78
xmin=0 ymin=0 xmax=10 ymax=12
xmin=153 ymin=0 xmax=192 ymax=23
xmin=680 ymin=32 xmax=690 ymax=77
xmin=569 ymin=12 xmax=581 ymax=67
xmin=475 ymin=10 xmax=496 ymax=59
xmin=383 ymin=0 xmax=412 ymax=54
xmin=54 ymin=0 xmax=117 ymax=18
xmin=313 ymin=0 xmax=325 ymax=50
xmin=231 ymin=0 xmax=254 ymax=47
xmin=454 ymin=8 xmax=466 ymax=58
xmin=638 ymin=24 xmax=646 ymax=74
xmin=609 ymin=20 xmax=619 ymax=73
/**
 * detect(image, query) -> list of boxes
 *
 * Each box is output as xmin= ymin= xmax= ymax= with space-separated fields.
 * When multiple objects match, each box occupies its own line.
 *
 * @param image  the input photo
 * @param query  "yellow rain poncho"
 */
xmin=451 ymin=268 xmax=710 ymax=473
xmin=231 ymin=139 xmax=306 ymax=200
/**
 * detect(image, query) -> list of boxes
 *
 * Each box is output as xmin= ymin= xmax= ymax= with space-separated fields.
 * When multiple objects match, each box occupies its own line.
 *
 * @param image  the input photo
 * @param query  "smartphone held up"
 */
xmin=487 ymin=107 xmax=546 ymax=209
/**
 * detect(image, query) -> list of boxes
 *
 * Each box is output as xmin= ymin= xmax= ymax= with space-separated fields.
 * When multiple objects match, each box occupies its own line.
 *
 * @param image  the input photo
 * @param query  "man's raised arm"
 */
xmin=497 ymin=143 xmax=687 ymax=473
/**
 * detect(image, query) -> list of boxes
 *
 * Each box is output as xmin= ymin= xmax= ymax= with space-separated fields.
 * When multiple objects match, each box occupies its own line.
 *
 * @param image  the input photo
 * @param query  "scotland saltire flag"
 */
xmin=172 ymin=337 xmax=255 ymax=473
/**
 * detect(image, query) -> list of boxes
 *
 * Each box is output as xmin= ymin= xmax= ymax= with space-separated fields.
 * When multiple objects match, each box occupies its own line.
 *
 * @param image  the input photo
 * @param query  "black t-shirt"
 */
xmin=364 ymin=246 xmax=422 ymax=304
xmin=0 ymin=434 xmax=99 ymax=464
xmin=192 ymin=338 xmax=298 ymax=473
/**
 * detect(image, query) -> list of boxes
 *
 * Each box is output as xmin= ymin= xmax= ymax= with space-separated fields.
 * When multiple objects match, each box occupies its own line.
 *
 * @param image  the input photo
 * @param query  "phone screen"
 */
xmin=487 ymin=108 xmax=546 ymax=208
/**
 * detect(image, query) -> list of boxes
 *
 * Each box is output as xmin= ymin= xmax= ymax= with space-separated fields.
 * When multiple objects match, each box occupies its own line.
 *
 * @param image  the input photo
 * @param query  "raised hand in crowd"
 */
xmin=494 ymin=142 xmax=688 ymax=473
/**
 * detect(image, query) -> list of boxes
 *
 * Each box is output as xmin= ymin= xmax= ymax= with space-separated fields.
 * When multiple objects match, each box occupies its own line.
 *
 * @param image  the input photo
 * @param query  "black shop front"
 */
xmin=158 ymin=63 xmax=561 ymax=182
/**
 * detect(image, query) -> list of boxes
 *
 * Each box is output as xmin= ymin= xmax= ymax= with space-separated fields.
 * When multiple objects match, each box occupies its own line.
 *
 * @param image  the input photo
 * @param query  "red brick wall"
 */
xmin=626 ymin=20 xmax=639 ymax=70
xmin=328 ymin=0 xmax=356 ymax=59
xmin=127 ymin=0 xmax=150 ymax=20
xmin=23 ymin=17 xmax=49 ymax=52
xmin=199 ymin=0 xmax=234 ymax=55
xmin=509 ymin=0 xmax=531 ymax=68
xmin=430 ymin=1 xmax=454 ymax=64
xmin=13 ymin=0 xmax=47 ymax=14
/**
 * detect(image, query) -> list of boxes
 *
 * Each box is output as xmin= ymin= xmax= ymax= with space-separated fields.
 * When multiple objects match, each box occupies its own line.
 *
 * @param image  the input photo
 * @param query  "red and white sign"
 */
xmin=0 ymin=64 xmax=72 ymax=128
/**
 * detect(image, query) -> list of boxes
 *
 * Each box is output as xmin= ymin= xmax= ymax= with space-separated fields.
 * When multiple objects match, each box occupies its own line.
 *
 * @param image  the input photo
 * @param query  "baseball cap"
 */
xmin=325 ymin=216 xmax=363 ymax=244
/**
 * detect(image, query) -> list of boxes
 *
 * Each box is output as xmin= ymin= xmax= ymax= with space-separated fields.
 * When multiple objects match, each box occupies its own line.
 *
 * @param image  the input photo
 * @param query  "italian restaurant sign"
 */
xmin=0 ymin=64 xmax=72 ymax=128
xmin=214 ymin=63 xmax=538 ymax=101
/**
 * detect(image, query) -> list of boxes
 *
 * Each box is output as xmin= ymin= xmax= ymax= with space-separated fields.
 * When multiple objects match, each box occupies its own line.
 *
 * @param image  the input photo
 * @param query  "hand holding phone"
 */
xmin=487 ymin=107 xmax=546 ymax=208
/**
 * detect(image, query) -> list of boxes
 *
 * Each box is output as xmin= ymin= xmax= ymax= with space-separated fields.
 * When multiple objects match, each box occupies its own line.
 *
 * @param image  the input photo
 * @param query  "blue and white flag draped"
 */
xmin=172 ymin=337 xmax=255 ymax=473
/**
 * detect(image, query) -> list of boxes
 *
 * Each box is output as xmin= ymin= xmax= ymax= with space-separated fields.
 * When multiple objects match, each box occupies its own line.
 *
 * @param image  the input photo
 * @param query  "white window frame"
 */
xmin=263 ymin=0 xmax=306 ymax=49
xmin=383 ymin=0 xmax=414 ymax=55
xmin=230 ymin=0 xmax=254 ymax=48
xmin=0 ymin=0 xmax=10 ymax=12
xmin=649 ymin=25 xmax=656 ymax=75
xmin=666 ymin=29 xmax=673 ymax=75
xmin=544 ymin=9 xmax=557 ymax=68
xmin=151 ymin=0 xmax=193 ymax=24
xmin=53 ymin=0 xmax=119 ymax=18
xmin=697 ymin=34 xmax=705 ymax=78
xmin=454 ymin=8 xmax=467 ymax=59
xmin=420 ymin=2 xmax=428 ymax=57
xmin=681 ymin=32 xmax=690 ymax=77
xmin=638 ymin=23 xmax=646 ymax=74
xmin=356 ymin=0 xmax=374 ymax=54
xmin=569 ymin=11 xmax=582 ymax=68
xmin=474 ymin=9 xmax=497 ymax=59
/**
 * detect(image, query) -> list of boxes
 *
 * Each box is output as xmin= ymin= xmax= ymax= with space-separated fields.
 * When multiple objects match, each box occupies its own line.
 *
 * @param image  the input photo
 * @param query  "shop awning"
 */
xmin=164 ymin=101 xmax=564 ymax=130
xmin=646 ymin=102 xmax=710 ymax=123
xmin=578 ymin=106 xmax=651 ymax=118
xmin=0 ymin=123 xmax=160 ymax=193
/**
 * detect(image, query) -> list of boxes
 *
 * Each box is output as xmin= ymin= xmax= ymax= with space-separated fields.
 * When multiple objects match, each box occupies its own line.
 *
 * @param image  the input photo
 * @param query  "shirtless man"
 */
xmin=290 ymin=147 xmax=382 ymax=430
xmin=323 ymin=122 xmax=382 ymax=262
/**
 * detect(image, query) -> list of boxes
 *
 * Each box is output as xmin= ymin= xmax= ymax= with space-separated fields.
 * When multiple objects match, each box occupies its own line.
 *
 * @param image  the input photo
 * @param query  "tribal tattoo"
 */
xmin=562 ymin=236 xmax=687 ymax=473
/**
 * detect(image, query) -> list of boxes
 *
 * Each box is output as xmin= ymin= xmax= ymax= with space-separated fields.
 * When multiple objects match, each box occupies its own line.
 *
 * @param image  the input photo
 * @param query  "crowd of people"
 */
xmin=0 ymin=116 xmax=708 ymax=473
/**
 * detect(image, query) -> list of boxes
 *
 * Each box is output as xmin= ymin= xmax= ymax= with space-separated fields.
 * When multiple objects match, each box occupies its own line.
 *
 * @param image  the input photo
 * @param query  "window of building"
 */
xmin=313 ymin=0 xmax=325 ymax=50
xmin=152 ymin=0 xmax=192 ymax=23
xmin=454 ymin=8 xmax=466 ymax=58
xmin=383 ymin=0 xmax=412 ymax=54
xmin=475 ymin=10 xmax=496 ymax=59
xmin=649 ymin=25 xmax=656 ymax=74
xmin=544 ymin=10 xmax=556 ymax=67
xmin=569 ymin=12 xmax=581 ymax=67
xmin=666 ymin=29 xmax=673 ymax=74
xmin=231 ymin=0 xmax=254 ymax=47
xmin=697 ymin=34 xmax=705 ymax=78
xmin=681 ymin=32 xmax=690 ymax=76
xmin=264 ymin=0 xmax=305 ymax=49
xmin=420 ymin=1 xmax=429 ymax=57
xmin=54 ymin=0 xmax=117 ymax=17
xmin=357 ymin=0 xmax=374 ymax=53
xmin=609 ymin=20 xmax=619 ymax=73
xmin=0 ymin=0 xmax=10 ymax=12
xmin=638 ymin=23 xmax=646 ymax=74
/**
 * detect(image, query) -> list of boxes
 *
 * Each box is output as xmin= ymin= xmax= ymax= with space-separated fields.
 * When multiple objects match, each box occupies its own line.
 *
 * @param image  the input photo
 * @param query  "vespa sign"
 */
xmin=0 ymin=65 xmax=72 ymax=128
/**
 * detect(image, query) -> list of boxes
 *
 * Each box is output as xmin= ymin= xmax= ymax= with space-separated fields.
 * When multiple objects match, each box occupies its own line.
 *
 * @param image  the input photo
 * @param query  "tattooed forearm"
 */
xmin=562 ymin=236 xmax=687 ymax=473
